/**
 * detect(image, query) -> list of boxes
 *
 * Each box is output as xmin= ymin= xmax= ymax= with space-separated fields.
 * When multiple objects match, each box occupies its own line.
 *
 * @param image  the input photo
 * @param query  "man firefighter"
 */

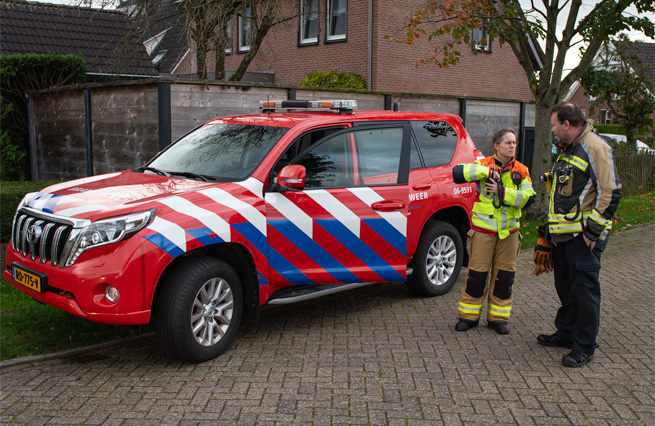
xmin=452 ymin=128 xmax=536 ymax=335
xmin=534 ymin=102 xmax=622 ymax=368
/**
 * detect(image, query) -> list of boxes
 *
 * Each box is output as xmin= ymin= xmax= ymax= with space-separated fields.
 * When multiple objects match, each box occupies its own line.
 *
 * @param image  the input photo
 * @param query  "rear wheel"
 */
xmin=156 ymin=257 xmax=243 ymax=363
xmin=407 ymin=221 xmax=463 ymax=297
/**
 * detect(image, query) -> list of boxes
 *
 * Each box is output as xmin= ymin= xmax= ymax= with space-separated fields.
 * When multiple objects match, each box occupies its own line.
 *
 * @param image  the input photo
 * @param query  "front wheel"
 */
xmin=407 ymin=221 xmax=463 ymax=297
xmin=156 ymin=257 xmax=243 ymax=363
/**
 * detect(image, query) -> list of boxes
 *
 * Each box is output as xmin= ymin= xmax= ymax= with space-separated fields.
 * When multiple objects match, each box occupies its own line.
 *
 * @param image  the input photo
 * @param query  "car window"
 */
xmin=149 ymin=123 xmax=288 ymax=181
xmin=411 ymin=121 xmax=458 ymax=167
xmin=272 ymin=127 xmax=343 ymax=177
xmin=355 ymin=128 xmax=403 ymax=185
xmin=295 ymin=127 xmax=404 ymax=188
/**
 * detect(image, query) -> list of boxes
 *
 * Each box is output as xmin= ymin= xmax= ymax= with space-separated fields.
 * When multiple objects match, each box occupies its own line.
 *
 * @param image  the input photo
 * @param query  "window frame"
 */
xmin=225 ymin=18 xmax=233 ymax=54
xmin=284 ymin=123 xmax=411 ymax=189
xmin=238 ymin=6 xmax=252 ymax=53
xmin=299 ymin=0 xmax=320 ymax=46
xmin=325 ymin=0 xmax=347 ymax=42
xmin=472 ymin=28 xmax=492 ymax=53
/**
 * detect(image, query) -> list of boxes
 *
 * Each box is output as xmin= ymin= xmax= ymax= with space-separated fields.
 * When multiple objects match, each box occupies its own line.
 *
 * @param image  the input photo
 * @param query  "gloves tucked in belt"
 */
xmin=533 ymin=224 xmax=553 ymax=276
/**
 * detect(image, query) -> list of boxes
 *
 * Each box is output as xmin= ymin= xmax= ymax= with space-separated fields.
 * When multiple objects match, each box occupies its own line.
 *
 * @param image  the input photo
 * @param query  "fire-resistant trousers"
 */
xmin=552 ymin=234 xmax=607 ymax=356
xmin=457 ymin=229 xmax=521 ymax=323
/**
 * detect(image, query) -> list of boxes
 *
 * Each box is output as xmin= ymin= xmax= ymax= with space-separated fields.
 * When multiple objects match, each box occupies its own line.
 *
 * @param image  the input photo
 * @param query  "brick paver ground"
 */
xmin=1 ymin=224 xmax=653 ymax=425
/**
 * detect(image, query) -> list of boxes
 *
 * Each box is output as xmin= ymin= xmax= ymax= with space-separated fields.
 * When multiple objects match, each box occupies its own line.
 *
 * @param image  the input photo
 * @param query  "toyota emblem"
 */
xmin=26 ymin=224 xmax=42 ymax=244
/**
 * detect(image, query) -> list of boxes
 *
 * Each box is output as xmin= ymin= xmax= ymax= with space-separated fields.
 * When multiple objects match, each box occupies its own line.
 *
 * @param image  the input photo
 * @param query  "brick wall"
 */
xmin=205 ymin=0 xmax=534 ymax=101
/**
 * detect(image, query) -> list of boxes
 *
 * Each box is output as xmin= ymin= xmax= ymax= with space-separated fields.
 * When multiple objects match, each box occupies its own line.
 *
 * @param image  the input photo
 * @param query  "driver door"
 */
xmin=265 ymin=124 xmax=411 ymax=286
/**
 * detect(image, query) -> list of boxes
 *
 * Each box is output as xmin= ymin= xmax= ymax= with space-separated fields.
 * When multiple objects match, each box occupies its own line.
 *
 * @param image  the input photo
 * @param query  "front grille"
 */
xmin=12 ymin=211 xmax=74 ymax=267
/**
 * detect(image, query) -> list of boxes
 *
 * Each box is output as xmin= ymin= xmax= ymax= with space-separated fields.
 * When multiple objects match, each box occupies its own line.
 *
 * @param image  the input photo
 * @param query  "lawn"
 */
xmin=1 ymin=192 xmax=653 ymax=361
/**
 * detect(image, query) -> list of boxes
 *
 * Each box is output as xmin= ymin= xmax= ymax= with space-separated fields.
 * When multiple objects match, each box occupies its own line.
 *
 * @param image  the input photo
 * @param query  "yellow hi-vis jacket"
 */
xmin=453 ymin=155 xmax=535 ymax=239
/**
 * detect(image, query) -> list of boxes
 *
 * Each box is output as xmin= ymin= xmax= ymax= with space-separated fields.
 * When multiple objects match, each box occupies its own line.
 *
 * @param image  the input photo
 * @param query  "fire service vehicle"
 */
xmin=5 ymin=100 xmax=481 ymax=362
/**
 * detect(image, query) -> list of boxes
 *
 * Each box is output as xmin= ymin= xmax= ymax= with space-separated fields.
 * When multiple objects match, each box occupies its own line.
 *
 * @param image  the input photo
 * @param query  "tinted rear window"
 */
xmin=412 ymin=121 xmax=458 ymax=167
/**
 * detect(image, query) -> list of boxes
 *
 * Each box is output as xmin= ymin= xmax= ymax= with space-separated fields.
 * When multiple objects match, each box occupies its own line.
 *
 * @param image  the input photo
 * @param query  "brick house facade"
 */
xmin=170 ymin=0 xmax=536 ymax=101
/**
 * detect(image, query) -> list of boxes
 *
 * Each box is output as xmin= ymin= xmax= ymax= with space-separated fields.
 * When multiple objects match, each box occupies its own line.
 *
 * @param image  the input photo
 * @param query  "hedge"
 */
xmin=1 ymin=181 xmax=60 ymax=243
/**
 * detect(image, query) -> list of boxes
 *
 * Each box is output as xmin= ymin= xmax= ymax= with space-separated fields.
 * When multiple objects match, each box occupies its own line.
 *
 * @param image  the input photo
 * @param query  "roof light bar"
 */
xmin=260 ymin=99 xmax=357 ymax=113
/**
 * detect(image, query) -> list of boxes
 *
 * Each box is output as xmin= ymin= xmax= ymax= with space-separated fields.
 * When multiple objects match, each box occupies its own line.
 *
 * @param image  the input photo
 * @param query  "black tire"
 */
xmin=156 ymin=257 xmax=243 ymax=363
xmin=407 ymin=221 xmax=463 ymax=297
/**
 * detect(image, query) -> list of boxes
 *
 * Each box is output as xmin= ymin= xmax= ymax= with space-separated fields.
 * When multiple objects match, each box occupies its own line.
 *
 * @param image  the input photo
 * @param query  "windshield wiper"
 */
xmin=167 ymin=171 xmax=216 ymax=182
xmin=135 ymin=166 xmax=171 ymax=177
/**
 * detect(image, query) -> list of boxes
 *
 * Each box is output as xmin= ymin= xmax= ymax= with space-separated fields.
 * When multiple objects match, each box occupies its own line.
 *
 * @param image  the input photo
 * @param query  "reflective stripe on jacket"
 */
xmin=548 ymin=123 xmax=622 ymax=243
xmin=453 ymin=155 xmax=536 ymax=239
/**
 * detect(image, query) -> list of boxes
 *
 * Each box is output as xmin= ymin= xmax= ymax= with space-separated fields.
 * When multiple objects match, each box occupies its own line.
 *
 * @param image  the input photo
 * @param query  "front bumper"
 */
xmin=3 ymin=236 xmax=166 ymax=325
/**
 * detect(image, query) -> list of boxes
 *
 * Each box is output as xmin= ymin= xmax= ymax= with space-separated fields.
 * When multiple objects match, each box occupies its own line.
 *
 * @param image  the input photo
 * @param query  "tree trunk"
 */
xmin=526 ymin=102 xmax=554 ymax=222
xmin=196 ymin=42 xmax=208 ymax=80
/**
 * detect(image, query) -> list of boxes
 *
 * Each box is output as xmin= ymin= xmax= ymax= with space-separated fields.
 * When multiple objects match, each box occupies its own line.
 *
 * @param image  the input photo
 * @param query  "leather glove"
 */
xmin=533 ymin=225 xmax=553 ymax=276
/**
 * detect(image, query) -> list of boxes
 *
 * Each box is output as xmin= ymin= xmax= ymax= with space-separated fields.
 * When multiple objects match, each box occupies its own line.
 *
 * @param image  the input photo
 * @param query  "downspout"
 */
xmin=367 ymin=0 xmax=372 ymax=91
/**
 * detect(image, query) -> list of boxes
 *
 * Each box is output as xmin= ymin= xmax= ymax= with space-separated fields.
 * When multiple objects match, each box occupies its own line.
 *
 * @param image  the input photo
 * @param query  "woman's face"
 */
xmin=495 ymin=133 xmax=517 ymax=160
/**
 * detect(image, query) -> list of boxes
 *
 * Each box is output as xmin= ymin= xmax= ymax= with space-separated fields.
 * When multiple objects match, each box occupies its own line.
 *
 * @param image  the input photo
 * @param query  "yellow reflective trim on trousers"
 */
xmin=489 ymin=304 xmax=511 ymax=317
xmin=459 ymin=302 xmax=482 ymax=314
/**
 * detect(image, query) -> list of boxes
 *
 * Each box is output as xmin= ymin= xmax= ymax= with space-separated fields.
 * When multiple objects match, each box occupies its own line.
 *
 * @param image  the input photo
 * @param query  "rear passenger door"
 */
xmin=265 ymin=124 xmax=411 ymax=286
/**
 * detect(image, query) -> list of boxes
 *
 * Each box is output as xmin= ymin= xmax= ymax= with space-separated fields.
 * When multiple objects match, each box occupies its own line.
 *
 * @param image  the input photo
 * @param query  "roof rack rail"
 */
xmin=260 ymin=99 xmax=357 ymax=114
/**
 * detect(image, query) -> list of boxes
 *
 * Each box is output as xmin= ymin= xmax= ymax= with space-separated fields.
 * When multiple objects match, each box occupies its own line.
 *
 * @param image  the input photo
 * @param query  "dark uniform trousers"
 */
xmin=552 ymin=234 xmax=607 ymax=355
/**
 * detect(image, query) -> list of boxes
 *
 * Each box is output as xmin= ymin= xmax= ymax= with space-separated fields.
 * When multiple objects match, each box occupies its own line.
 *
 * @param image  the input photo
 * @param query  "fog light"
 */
xmin=105 ymin=286 xmax=120 ymax=303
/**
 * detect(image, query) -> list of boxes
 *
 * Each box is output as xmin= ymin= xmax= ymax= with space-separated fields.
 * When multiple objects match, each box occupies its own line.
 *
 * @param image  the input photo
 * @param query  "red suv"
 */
xmin=5 ymin=100 xmax=480 ymax=362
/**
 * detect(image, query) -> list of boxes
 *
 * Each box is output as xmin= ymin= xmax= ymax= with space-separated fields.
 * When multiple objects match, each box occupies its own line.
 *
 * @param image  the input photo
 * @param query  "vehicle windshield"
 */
xmin=146 ymin=123 xmax=289 ymax=181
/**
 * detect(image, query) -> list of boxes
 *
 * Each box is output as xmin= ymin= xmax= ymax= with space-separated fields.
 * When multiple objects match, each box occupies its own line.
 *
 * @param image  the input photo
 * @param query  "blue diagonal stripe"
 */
xmin=42 ymin=194 xmax=62 ymax=214
xmin=267 ymin=246 xmax=314 ymax=285
xmin=186 ymin=228 xmax=226 ymax=246
xmin=143 ymin=234 xmax=184 ymax=258
xmin=362 ymin=218 xmax=406 ymax=256
xmin=315 ymin=219 xmax=405 ymax=282
xmin=269 ymin=220 xmax=361 ymax=284
xmin=232 ymin=222 xmax=267 ymax=256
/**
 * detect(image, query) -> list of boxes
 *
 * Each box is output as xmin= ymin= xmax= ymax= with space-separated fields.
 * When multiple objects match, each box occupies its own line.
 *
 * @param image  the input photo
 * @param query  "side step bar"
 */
xmin=266 ymin=282 xmax=377 ymax=305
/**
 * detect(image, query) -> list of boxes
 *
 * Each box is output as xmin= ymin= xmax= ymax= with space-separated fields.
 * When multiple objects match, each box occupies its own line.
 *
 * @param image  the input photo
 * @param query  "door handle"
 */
xmin=372 ymin=200 xmax=405 ymax=211
xmin=412 ymin=183 xmax=431 ymax=190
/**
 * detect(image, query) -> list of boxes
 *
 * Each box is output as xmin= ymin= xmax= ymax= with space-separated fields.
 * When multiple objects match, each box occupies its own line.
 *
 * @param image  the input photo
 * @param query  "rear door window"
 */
xmin=411 ymin=121 xmax=458 ymax=168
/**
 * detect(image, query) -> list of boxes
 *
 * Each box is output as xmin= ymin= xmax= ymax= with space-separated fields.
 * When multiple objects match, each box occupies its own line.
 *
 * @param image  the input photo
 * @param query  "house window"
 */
xmin=143 ymin=29 xmax=169 ymax=56
xmin=472 ymin=28 xmax=491 ymax=52
xmin=226 ymin=19 xmax=233 ymax=54
xmin=300 ymin=0 xmax=319 ymax=45
xmin=238 ymin=6 xmax=252 ymax=52
xmin=326 ymin=0 xmax=347 ymax=41
xmin=601 ymin=109 xmax=611 ymax=124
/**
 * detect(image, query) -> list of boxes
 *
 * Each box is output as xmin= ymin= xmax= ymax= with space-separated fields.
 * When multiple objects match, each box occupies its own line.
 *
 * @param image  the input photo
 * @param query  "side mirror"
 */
xmin=277 ymin=164 xmax=306 ymax=190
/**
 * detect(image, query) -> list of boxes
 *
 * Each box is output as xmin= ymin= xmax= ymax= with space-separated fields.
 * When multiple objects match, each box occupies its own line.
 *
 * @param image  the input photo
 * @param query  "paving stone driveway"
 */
xmin=1 ymin=225 xmax=653 ymax=425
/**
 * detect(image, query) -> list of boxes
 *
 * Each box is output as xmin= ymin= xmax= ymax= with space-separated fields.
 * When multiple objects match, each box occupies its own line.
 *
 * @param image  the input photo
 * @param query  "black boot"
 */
xmin=455 ymin=318 xmax=479 ymax=332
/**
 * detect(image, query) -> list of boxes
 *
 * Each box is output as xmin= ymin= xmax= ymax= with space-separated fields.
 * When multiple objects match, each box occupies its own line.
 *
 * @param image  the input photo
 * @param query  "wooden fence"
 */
xmin=615 ymin=154 xmax=655 ymax=197
xmin=28 ymin=79 xmax=536 ymax=181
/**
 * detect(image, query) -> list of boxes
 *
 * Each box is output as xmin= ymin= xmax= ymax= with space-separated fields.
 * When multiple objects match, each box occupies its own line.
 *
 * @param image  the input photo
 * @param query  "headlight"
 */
xmin=63 ymin=209 xmax=155 ymax=267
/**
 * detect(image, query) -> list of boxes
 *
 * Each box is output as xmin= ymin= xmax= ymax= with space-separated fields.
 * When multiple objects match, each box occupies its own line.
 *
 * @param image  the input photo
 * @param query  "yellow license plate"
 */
xmin=12 ymin=264 xmax=43 ymax=293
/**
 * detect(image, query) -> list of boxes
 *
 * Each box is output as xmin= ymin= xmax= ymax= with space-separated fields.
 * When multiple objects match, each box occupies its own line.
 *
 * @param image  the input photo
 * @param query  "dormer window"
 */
xmin=143 ymin=29 xmax=169 ymax=56
xmin=472 ymin=28 xmax=491 ymax=53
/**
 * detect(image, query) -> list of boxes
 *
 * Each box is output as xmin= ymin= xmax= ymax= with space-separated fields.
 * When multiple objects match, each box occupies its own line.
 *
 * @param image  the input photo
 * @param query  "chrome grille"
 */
xmin=11 ymin=210 xmax=74 ymax=267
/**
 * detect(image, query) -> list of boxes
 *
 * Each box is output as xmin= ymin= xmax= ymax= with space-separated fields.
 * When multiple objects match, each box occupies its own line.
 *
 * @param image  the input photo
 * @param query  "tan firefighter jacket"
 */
xmin=549 ymin=123 xmax=622 ymax=243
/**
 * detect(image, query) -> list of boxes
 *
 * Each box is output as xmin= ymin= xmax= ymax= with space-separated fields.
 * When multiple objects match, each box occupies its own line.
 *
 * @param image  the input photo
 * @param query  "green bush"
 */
xmin=1 ymin=53 xmax=87 ymax=181
xmin=299 ymin=70 xmax=367 ymax=90
xmin=593 ymin=124 xmax=623 ymax=135
xmin=1 ymin=181 xmax=60 ymax=243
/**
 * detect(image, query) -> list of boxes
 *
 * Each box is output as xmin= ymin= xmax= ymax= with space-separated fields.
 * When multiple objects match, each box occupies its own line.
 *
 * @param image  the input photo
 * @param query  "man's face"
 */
xmin=550 ymin=112 xmax=569 ymax=144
